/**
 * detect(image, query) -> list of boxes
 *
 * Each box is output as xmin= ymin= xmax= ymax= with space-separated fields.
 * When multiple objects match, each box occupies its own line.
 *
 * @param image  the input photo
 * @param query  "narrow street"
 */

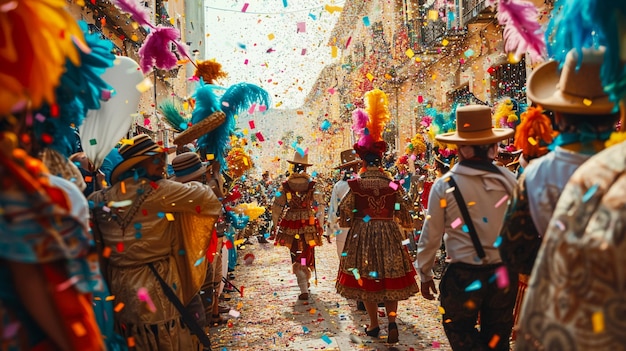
xmin=210 ymin=238 xmax=451 ymax=350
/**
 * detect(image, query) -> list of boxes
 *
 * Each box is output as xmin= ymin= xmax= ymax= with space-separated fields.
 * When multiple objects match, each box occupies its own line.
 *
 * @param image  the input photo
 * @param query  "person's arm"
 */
xmin=416 ymin=179 xmax=446 ymax=282
xmin=326 ymin=185 xmax=340 ymax=237
xmin=271 ymin=185 xmax=287 ymax=232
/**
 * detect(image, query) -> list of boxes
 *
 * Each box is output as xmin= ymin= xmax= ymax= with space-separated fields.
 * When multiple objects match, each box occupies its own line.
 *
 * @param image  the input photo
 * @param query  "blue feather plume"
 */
xmin=196 ymin=82 xmax=270 ymax=169
xmin=547 ymin=0 xmax=626 ymax=103
xmin=33 ymin=21 xmax=115 ymax=156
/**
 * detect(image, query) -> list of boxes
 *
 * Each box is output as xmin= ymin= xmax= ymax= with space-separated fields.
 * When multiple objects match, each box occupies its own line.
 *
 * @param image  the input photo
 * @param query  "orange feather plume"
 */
xmin=364 ymin=89 xmax=390 ymax=143
xmin=514 ymin=105 xmax=554 ymax=158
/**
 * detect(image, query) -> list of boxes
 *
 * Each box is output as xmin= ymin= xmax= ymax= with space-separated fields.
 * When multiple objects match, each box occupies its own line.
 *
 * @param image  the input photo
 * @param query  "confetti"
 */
xmin=494 ymin=195 xmax=509 ymax=208
xmin=114 ymin=302 xmax=125 ymax=312
xmin=229 ymin=309 xmax=241 ymax=318
xmin=495 ymin=265 xmax=509 ymax=288
xmin=102 ymin=246 xmax=112 ymax=258
xmin=362 ymin=215 xmax=371 ymax=223
xmin=241 ymin=3 xmax=249 ymax=12
xmin=127 ymin=337 xmax=135 ymax=347
xmin=321 ymin=334 xmax=332 ymax=344
xmin=72 ymin=322 xmax=87 ymax=337
xmin=362 ymin=16 xmax=370 ymax=26
xmin=464 ymin=280 xmax=482 ymax=291
xmin=137 ymin=287 xmax=157 ymax=312
xmin=135 ymin=77 xmax=153 ymax=93
xmin=451 ymin=217 xmax=462 ymax=229
xmin=165 ymin=213 xmax=175 ymax=221
xmin=2 ymin=321 xmax=20 ymax=339
xmin=582 ymin=184 xmax=599 ymax=203
xmin=440 ymin=199 xmax=447 ymax=208
xmin=583 ymin=98 xmax=593 ymax=106
xmin=592 ymin=311 xmax=604 ymax=333
xmin=388 ymin=181 xmax=398 ymax=190
xmin=488 ymin=334 xmax=500 ymax=348
xmin=493 ymin=236 xmax=502 ymax=248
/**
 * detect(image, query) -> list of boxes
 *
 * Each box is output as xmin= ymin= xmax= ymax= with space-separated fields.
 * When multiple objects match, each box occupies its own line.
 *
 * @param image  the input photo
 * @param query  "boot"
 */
xmin=293 ymin=263 xmax=310 ymax=299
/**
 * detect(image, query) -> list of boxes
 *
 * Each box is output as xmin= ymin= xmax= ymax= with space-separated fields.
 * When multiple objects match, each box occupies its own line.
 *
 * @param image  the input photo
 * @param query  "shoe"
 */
xmin=356 ymin=301 xmax=366 ymax=311
xmin=387 ymin=322 xmax=399 ymax=343
xmin=298 ymin=293 xmax=309 ymax=300
xmin=364 ymin=326 xmax=380 ymax=337
xmin=257 ymin=236 xmax=269 ymax=244
xmin=228 ymin=272 xmax=236 ymax=280
xmin=218 ymin=305 xmax=230 ymax=314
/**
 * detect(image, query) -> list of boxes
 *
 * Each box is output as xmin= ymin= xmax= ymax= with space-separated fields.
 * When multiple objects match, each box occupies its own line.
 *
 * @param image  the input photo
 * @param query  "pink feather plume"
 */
xmin=495 ymin=0 xmax=546 ymax=62
xmin=352 ymin=108 xmax=373 ymax=148
xmin=113 ymin=0 xmax=153 ymax=28
xmin=138 ymin=26 xmax=190 ymax=73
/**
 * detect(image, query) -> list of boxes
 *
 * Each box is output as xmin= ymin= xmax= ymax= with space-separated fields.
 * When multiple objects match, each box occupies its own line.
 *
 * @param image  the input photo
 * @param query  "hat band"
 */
xmin=122 ymin=138 xmax=161 ymax=159
xmin=174 ymin=162 xmax=203 ymax=177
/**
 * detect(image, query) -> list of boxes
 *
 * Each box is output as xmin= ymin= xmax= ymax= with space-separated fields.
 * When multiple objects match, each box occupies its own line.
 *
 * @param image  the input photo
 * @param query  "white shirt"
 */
xmin=417 ymin=163 xmax=517 ymax=282
xmin=523 ymin=146 xmax=591 ymax=235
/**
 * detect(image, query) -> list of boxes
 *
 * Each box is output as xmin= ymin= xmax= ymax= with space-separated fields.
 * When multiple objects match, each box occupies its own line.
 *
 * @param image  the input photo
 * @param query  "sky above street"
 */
xmin=204 ymin=0 xmax=344 ymax=109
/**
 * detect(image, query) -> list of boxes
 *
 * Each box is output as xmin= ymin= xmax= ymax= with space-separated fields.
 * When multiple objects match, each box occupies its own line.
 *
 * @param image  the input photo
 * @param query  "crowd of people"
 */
xmin=2 ymin=0 xmax=626 ymax=350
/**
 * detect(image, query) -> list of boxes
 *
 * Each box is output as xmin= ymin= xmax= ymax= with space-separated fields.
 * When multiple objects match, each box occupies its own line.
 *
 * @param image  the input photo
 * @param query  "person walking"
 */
xmin=326 ymin=149 xmax=362 ymax=257
xmin=417 ymin=105 xmax=518 ymax=350
xmin=336 ymin=89 xmax=419 ymax=344
xmin=271 ymin=150 xmax=325 ymax=301
xmin=89 ymin=135 xmax=223 ymax=351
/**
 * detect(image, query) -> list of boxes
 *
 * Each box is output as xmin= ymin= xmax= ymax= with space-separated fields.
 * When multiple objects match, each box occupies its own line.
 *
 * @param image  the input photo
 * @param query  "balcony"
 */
xmin=420 ymin=20 xmax=467 ymax=51
xmin=461 ymin=0 xmax=495 ymax=24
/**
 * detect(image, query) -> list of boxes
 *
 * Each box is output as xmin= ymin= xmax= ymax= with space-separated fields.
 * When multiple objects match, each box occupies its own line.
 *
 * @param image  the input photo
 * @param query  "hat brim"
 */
xmin=171 ymin=164 xmax=207 ymax=183
xmin=111 ymin=155 xmax=154 ymax=183
xmin=334 ymin=160 xmax=361 ymax=169
xmin=173 ymin=111 xmax=226 ymax=145
xmin=436 ymin=128 xmax=514 ymax=145
xmin=287 ymin=160 xmax=313 ymax=166
xmin=527 ymin=60 xmax=616 ymax=115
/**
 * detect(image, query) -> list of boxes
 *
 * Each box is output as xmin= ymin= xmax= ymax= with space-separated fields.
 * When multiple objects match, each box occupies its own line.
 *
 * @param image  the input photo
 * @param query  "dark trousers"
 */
xmin=440 ymin=262 xmax=518 ymax=351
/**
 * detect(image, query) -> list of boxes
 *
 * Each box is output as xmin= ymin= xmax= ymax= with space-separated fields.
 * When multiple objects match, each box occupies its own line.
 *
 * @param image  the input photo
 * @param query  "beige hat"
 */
xmin=171 ymin=152 xmax=207 ymax=183
xmin=527 ymin=47 xmax=617 ymax=114
xmin=111 ymin=134 xmax=164 ymax=182
xmin=286 ymin=150 xmax=312 ymax=166
xmin=334 ymin=149 xmax=362 ymax=169
xmin=436 ymin=105 xmax=514 ymax=145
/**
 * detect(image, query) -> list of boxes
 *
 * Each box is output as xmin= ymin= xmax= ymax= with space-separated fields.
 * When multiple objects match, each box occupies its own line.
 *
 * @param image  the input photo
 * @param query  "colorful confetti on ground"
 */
xmin=209 ymin=238 xmax=451 ymax=350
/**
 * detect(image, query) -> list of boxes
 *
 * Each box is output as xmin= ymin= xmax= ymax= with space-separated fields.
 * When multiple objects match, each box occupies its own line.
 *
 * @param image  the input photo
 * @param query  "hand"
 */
xmin=420 ymin=280 xmax=438 ymax=300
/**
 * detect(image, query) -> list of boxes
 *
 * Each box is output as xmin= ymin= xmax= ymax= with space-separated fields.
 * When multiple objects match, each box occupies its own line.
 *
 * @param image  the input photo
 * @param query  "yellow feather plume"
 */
xmin=364 ymin=89 xmax=390 ymax=142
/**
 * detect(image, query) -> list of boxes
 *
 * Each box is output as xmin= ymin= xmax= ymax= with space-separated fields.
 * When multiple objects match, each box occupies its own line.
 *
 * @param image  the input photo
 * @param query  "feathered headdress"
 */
xmin=0 ymin=0 xmax=83 ymax=116
xmin=513 ymin=105 xmax=555 ymax=160
xmin=406 ymin=133 xmax=427 ymax=156
xmin=113 ymin=0 xmax=189 ymax=73
xmin=194 ymin=60 xmax=228 ymax=84
xmin=194 ymin=82 xmax=270 ymax=170
xmin=492 ymin=97 xmax=525 ymax=129
xmin=426 ymin=105 xmax=457 ymax=151
xmin=490 ymin=0 xmax=546 ymax=63
xmin=226 ymin=135 xmax=253 ymax=178
xmin=545 ymin=0 xmax=626 ymax=105
xmin=159 ymin=100 xmax=189 ymax=133
xmin=33 ymin=21 xmax=115 ymax=156
xmin=352 ymin=89 xmax=390 ymax=163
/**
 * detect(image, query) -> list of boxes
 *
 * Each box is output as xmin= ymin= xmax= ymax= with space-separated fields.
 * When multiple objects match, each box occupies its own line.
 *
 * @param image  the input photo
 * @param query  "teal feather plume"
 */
xmin=159 ymin=100 xmax=188 ymax=133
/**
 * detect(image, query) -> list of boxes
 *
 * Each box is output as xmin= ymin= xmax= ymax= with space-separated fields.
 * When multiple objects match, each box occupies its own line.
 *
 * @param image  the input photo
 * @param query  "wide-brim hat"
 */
xmin=335 ymin=149 xmax=362 ymax=169
xmin=286 ymin=150 xmax=313 ymax=166
xmin=173 ymin=110 xmax=226 ymax=145
xmin=436 ymin=105 xmax=514 ymax=145
xmin=171 ymin=152 xmax=207 ymax=183
xmin=527 ymin=47 xmax=617 ymax=115
xmin=111 ymin=134 xmax=163 ymax=182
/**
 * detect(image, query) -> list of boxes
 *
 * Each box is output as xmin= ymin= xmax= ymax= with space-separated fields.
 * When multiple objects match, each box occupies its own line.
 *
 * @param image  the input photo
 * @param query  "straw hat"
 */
xmin=527 ymin=47 xmax=617 ymax=114
xmin=171 ymin=152 xmax=207 ymax=183
xmin=334 ymin=149 xmax=362 ymax=169
xmin=286 ymin=150 xmax=312 ymax=166
xmin=173 ymin=110 xmax=226 ymax=145
xmin=110 ymin=134 xmax=163 ymax=182
xmin=436 ymin=105 xmax=514 ymax=145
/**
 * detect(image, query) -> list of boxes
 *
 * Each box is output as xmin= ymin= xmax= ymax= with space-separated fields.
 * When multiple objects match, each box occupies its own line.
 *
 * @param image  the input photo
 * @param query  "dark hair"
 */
xmin=468 ymin=143 xmax=497 ymax=161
